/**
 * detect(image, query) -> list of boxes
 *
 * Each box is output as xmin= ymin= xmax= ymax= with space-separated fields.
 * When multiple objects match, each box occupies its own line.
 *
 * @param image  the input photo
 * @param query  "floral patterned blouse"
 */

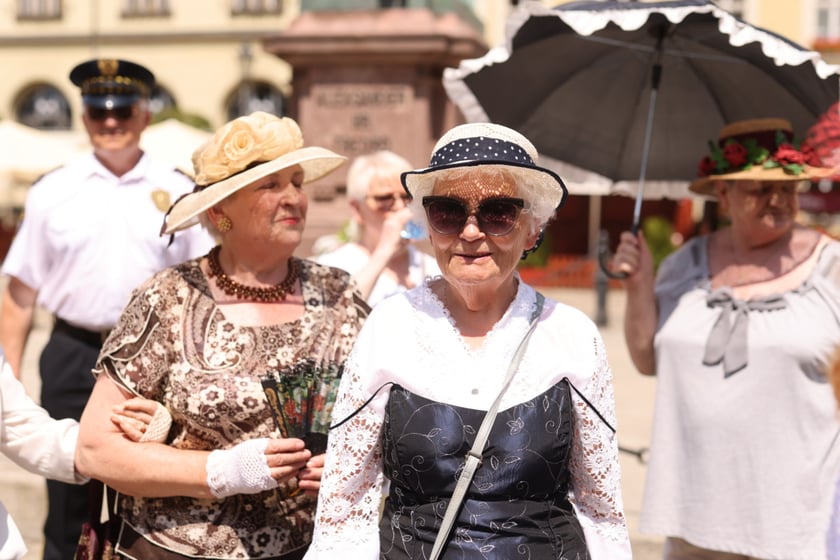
xmin=94 ymin=257 xmax=369 ymax=559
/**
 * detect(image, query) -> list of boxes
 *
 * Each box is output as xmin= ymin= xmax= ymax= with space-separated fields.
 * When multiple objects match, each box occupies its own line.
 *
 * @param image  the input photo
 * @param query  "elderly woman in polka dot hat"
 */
xmin=305 ymin=122 xmax=631 ymax=560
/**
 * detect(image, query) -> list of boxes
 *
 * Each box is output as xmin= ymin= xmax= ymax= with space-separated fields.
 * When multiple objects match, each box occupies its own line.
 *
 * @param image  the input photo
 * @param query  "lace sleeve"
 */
xmin=305 ymin=339 xmax=387 ymax=560
xmin=568 ymin=334 xmax=632 ymax=559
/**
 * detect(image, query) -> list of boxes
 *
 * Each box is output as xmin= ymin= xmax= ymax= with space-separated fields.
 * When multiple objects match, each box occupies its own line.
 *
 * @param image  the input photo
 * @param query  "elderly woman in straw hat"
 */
xmin=613 ymin=117 xmax=840 ymax=560
xmin=305 ymin=122 xmax=631 ymax=560
xmin=75 ymin=111 xmax=369 ymax=559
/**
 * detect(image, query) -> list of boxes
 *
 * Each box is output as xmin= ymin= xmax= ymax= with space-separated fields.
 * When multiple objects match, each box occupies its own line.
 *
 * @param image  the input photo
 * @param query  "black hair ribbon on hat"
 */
xmin=161 ymin=189 xmax=199 ymax=247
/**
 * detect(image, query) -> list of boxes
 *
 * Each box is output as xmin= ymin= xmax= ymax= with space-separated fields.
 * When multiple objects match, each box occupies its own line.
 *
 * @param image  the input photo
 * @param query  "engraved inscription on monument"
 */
xmin=312 ymin=83 xmax=413 ymax=159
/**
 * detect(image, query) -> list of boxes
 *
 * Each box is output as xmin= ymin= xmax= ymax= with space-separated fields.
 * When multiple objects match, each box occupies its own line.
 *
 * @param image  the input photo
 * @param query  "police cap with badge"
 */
xmin=69 ymin=58 xmax=155 ymax=109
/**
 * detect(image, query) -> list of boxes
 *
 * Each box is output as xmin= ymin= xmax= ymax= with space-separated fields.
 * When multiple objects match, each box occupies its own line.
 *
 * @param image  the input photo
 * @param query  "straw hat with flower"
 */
xmin=162 ymin=111 xmax=346 ymax=234
xmin=690 ymin=117 xmax=831 ymax=196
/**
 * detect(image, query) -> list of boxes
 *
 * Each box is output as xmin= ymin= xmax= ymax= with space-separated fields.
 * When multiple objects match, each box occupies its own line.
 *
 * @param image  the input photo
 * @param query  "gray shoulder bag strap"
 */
xmin=429 ymin=292 xmax=545 ymax=560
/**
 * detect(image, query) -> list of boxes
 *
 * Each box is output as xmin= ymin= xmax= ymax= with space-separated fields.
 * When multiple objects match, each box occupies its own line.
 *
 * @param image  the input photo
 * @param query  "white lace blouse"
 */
xmin=305 ymin=280 xmax=631 ymax=559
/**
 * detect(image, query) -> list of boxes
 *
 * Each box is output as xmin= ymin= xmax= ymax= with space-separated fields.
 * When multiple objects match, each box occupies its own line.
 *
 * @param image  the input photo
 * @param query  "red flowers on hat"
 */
xmin=697 ymin=157 xmax=717 ymax=177
xmin=722 ymin=143 xmax=748 ymax=168
xmin=697 ymin=130 xmax=815 ymax=178
xmin=773 ymin=143 xmax=807 ymax=167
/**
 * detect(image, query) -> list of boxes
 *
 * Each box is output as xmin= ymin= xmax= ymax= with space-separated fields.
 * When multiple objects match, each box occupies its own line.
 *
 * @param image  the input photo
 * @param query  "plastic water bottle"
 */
xmin=400 ymin=220 xmax=427 ymax=240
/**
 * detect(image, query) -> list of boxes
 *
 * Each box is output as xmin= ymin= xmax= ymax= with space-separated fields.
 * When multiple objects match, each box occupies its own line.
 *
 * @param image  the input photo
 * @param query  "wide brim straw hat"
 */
xmin=400 ymin=122 xmax=567 ymax=209
xmin=689 ymin=117 xmax=832 ymax=196
xmin=162 ymin=111 xmax=346 ymax=234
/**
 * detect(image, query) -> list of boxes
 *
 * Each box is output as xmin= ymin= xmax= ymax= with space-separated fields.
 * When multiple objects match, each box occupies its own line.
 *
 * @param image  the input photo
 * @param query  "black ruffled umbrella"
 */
xmin=444 ymin=0 xmax=840 ymax=275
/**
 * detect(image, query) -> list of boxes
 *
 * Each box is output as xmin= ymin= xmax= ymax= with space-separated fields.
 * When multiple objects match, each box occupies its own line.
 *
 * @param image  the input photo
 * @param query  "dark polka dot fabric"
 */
xmin=430 ymin=137 xmax=535 ymax=168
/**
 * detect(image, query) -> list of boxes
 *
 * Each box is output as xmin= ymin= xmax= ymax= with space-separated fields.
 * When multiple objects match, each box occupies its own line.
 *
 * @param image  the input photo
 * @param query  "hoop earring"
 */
xmin=216 ymin=215 xmax=232 ymax=233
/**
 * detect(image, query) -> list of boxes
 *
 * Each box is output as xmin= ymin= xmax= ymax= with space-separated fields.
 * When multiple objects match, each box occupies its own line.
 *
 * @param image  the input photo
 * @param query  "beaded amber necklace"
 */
xmin=206 ymin=245 xmax=297 ymax=302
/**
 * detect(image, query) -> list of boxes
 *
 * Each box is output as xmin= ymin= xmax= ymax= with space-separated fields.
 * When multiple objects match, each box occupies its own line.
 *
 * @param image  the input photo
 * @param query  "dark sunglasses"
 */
xmin=367 ymin=192 xmax=411 ymax=210
xmin=86 ymin=106 xmax=136 ymax=122
xmin=422 ymin=196 xmax=525 ymax=236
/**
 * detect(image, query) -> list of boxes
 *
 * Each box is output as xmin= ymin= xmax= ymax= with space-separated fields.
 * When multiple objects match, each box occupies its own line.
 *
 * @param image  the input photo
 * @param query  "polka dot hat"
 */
xmin=401 ymin=122 xmax=567 ymax=209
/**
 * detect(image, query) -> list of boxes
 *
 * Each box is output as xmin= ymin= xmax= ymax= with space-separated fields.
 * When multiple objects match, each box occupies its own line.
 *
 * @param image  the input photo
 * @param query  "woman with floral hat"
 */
xmin=305 ymin=122 xmax=631 ymax=559
xmin=75 ymin=111 xmax=369 ymax=559
xmin=613 ymin=117 xmax=840 ymax=559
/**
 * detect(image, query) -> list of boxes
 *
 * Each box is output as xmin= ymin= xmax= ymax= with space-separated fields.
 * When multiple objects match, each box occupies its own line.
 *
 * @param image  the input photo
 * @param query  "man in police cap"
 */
xmin=0 ymin=58 xmax=213 ymax=560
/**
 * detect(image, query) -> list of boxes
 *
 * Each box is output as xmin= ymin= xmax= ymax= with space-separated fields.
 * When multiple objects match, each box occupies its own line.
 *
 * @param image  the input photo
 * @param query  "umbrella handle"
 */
xmin=598 ymin=242 xmax=628 ymax=280
xmin=597 ymin=223 xmax=639 ymax=280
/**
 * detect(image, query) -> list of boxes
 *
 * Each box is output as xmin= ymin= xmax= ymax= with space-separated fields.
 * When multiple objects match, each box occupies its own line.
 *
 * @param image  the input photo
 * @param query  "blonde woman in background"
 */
xmin=315 ymin=150 xmax=439 ymax=306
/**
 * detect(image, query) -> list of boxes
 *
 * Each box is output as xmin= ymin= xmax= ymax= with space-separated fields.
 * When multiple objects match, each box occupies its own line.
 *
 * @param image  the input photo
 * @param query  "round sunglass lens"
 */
xmin=427 ymin=200 xmax=466 ymax=235
xmin=478 ymin=200 xmax=520 ymax=235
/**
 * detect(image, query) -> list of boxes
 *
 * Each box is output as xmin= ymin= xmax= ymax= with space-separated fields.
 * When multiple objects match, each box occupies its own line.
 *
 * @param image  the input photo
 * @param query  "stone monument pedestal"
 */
xmin=263 ymin=8 xmax=486 ymax=197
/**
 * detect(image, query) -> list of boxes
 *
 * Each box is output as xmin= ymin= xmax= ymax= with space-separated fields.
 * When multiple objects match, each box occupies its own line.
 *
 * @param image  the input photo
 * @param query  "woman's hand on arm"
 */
xmin=111 ymin=397 xmax=166 ymax=442
xmin=77 ymin=375 xmax=311 ymax=499
xmin=76 ymin=374 xmax=215 ymax=498
xmin=614 ymin=230 xmax=658 ymax=375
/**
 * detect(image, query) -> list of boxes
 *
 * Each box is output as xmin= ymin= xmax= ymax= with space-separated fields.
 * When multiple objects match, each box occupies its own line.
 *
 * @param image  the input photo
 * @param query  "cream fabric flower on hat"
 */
xmin=193 ymin=111 xmax=304 ymax=186
xmin=161 ymin=111 xmax=346 ymax=234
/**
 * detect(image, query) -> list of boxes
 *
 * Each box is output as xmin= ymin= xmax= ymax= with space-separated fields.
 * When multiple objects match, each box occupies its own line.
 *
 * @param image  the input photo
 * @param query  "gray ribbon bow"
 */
xmin=702 ymin=288 xmax=787 ymax=377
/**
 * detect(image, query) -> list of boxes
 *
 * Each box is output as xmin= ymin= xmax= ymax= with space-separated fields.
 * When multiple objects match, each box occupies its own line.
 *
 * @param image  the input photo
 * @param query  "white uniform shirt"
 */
xmin=2 ymin=152 xmax=214 ymax=330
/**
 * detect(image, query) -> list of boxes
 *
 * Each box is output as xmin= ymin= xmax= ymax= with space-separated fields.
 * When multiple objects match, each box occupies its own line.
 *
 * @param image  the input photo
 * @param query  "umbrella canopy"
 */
xmin=0 ymin=120 xmax=87 ymax=183
xmin=443 ymin=0 xmax=840 ymax=201
xmin=0 ymin=121 xmax=88 ymax=208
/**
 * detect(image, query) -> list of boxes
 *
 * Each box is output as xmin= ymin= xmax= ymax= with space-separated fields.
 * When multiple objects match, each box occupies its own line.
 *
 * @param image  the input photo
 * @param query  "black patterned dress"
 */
xmin=379 ymin=382 xmax=589 ymax=559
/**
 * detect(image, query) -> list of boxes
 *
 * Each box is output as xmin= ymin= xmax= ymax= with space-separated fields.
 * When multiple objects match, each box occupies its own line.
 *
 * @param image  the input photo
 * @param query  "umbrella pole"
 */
xmin=601 ymin=32 xmax=665 ymax=280
xmin=632 ymin=60 xmax=662 ymax=234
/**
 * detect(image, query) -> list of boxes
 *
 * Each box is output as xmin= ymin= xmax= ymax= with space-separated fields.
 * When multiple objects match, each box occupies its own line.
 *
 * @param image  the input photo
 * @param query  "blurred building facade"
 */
xmin=1 ymin=1 xmax=836 ymax=135
xmin=0 ymin=0 xmax=513 ymax=132
xmin=3 ymin=1 xmax=838 ymax=129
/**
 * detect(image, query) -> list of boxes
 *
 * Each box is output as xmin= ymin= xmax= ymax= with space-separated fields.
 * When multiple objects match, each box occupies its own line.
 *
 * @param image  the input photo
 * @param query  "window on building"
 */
xmin=715 ymin=0 xmax=744 ymax=18
xmin=122 ymin=0 xmax=170 ymax=17
xmin=17 ymin=0 xmax=62 ymax=20
xmin=226 ymin=81 xmax=286 ymax=120
xmin=817 ymin=0 xmax=840 ymax=39
xmin=231 ymin=0 xmax=282 ymax=15
xmin=15 ymin=84 xmax=72 ymax=130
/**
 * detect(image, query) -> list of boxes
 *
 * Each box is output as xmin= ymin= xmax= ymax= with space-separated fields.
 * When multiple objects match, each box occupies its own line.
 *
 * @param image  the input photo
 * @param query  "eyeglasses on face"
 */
xmin=734 ymin=182 xmax=799 ymax=198
xmin=86 ymin=106 xmax=136 ymax=122
xmin=422 ymin=196 xmax=526 ymax=237
xmin=367 ymin=192 xmax=412 ymax=210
